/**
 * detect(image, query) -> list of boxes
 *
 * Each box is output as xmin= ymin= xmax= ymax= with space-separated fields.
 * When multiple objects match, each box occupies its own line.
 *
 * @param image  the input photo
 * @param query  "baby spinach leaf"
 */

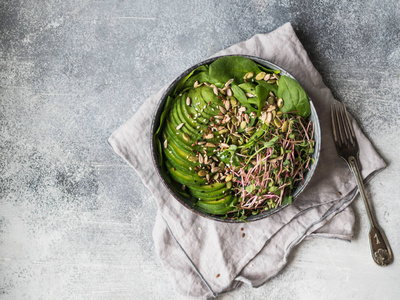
xmin=256 ymin=80 xmax=278 ymax=95
xmin=255 ymin=84 xmax=268 ymax=116
xmin=231 ymin=85 xmax=256 ymax=112
xmin=277 ymin=76 xmax=311 ymax=117
xmin=209 ymin=56 xmax=261 ymax=84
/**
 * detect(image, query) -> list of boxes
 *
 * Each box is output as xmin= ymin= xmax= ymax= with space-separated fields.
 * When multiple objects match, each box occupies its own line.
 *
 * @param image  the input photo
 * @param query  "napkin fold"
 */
xmin=108 ymin=23 xmax=386 ymax=299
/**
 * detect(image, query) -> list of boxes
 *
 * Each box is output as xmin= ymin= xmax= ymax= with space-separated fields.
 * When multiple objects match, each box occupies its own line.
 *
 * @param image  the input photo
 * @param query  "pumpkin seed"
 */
xmin=240 ymin=121 xmax=247 ymax=129
xmin=218 ymin=162 xmax=225 ymax=169
xmin=176 ymin=123 xmax=184 ymax=130
xmin=274 ymin=118 xmax=282 ymax=127
xmin=267 ymin=96 xmax=275 ymax=105
xmin=276 ymin=111 xmax=283 ymax=117
xmin=226 ymin=181 xmax=232 ymax=189
xmin=267 ymin=79 xmax=276 ymax=84
xmin=225 ymin=174 xmax=233 ymax=182
xmin=219 ymin=129 xmax=229 ymax=135
xmin=188 ymin=156 xmax=198 ymax=162
xmin=277 ymin=98 xmax=284 ymax=108
xmin=255 ymin=72 xmax=266 ymax=80
xmin=183 ymin=133 xmax=191 ymax=141
xmin=282 ymin=120 xmax=289 ymax=132
xmin=243 ymin=72 xmax=254 ymax=80
xmin=264 ymin=73 xmax=271 ymax=81
xmin=229 ymin=96 xmax=237 ymax=107
xmin=198 ymin=170 xmax=208 ymax=177
xmin=213 ymin=173 xmax=219 ymax=180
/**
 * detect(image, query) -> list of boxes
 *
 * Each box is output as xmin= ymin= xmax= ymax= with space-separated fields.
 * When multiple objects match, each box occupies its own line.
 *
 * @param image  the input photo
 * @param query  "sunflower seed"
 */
xmin=213 ymin=85 xmax=219 ymax=95
xmin=266 ymin=112 xmax=272 ymax=124
xmin=264 ymin=73 xmax=271 ymax=81
xmin=163 ymin=140 xmax=168 ymax=149
xmin=260 ymin=111 xmax=267 ymax=122
xmin=272 ymin=73 xmax=280 ymax=80
xmin=183 ymin=133 xmax=191 ymax=141
xmin=198 ymin=141 xmax=206 ymax=145
xmin=182 ymin=184 xmax=186 ymax=190
xmin=212 ymin=156 xmax=219 ymax=162
xmin=218 ymin=128 xmax=229 ymax=135
xmin=176 ymin=123 xmax=184 ymax=130
xmin=198 ymin=170 xmax=208 ymax=177
xmin=211 ymin=167 xmax=221 ymax=173
xmin=186 ymin=97 xmax=191 ymax=106
xmin=244 ymin=114 xmax=250 ymax=124
xmin=205 ymin=133 xmax=214 ymax=139
xmin=214 ymin=115 xmax=223 ymax=119
xmin=243 ymin=72 xmax=254 ymax=80
xmin=194 ymin=81 xmax=203 ymax=88
xmin=225 ymin=78 xmax=234 ymax=87
xmin=255 ymin=72 xmax=266 ymax=80
xmin=219 ymin=88 xmax=226 ymax=95
xmin=245 ymin=93 xmax=255 ymax=98
xmin=220 ymin=143 xmax=229 ymax=148
xmin=219 ymin=106 xmax=227 ymax=114
xmin=206 ymin=174 xmax=210 ymax=181
xmin=239 ymin=106 xmax=247 ymax=113
xmin=224 ymin=99 xmax=231 ymax=110
xmin=198 ymin=153 xmax=204 ymax=164
xmin=206 ymin=142 xmax=216 ymax=147
xmin=226 ymin=88 xmax=233 ymax=97
xmin=213 ymin=173 xmax=220 ymax=180
xmin=204 ymin=155 xmax=208 ymax=164
xmin=267 ymin=105 xmax=276 ymax=112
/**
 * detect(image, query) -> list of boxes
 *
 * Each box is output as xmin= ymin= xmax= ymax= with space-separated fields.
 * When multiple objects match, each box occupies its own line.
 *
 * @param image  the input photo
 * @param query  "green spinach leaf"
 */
xmin=209 ymin=56 xmax=261 ymax=84
xmin=277 ymin=76 xmax=311 ymax=117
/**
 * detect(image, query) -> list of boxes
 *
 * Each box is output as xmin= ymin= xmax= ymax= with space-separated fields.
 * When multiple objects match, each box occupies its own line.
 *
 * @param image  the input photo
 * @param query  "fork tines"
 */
xmin=331 ymin=103 xmax=356 ymax=147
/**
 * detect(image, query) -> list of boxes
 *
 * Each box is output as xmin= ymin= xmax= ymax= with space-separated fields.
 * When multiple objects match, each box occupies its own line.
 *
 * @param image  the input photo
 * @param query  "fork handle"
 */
xmin=347 ymin=156 xmax=393 ymax=266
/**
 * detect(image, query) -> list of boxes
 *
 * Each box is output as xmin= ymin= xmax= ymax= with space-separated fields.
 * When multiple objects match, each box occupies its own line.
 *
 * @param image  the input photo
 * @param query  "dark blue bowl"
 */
xmin=150 ymin=55 xmax=321 ymax=223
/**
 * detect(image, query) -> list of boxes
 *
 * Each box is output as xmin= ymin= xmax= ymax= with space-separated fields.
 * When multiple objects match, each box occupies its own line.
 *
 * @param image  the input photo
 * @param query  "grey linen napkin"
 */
xmin=108 ymin=23 xmax=386 ymax=299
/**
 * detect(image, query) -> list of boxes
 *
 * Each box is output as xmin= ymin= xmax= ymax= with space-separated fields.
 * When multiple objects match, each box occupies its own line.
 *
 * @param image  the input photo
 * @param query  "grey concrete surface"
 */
xmin=1 ymin=0 xmax=399 ymax=299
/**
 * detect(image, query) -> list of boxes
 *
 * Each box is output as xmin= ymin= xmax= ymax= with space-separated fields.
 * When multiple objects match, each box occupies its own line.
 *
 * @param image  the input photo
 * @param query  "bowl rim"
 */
xmin=150 ymin=54 xmax=321 ymax=223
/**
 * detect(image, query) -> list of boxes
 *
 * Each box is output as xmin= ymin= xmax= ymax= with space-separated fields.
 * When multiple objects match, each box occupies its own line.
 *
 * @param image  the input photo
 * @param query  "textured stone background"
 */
xmin=1 ymin=0 xmax=399 ymax=299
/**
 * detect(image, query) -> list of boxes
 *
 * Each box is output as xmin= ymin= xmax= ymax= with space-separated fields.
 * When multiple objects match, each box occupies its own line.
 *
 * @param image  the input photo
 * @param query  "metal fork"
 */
xmin=331 ymin=103 xmax=393 ymax=266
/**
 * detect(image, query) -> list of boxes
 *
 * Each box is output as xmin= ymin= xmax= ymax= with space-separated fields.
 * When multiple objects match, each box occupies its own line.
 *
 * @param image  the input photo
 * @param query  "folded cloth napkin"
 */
xmin=108 ymin=22 xmax=386 ymax=299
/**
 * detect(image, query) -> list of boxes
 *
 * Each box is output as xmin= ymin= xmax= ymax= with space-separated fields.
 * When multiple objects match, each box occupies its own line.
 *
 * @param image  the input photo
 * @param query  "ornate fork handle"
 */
xmin=347 ymin=156 xmax=393 ymax=266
